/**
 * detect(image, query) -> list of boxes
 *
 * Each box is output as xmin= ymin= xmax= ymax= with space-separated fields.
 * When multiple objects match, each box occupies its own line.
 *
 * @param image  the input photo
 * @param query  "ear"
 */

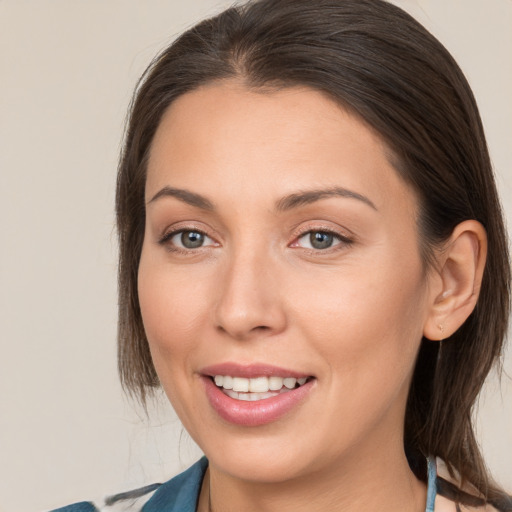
xmin=423 ymin=220 xmax=487 ymax=341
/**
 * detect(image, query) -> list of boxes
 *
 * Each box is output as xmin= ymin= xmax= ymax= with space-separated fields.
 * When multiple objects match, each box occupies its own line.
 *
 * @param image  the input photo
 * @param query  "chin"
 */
xmin=194 ymin=421 xmax=336 ymax=484
xmin=207 ymin=444 xmax=311 ymax=483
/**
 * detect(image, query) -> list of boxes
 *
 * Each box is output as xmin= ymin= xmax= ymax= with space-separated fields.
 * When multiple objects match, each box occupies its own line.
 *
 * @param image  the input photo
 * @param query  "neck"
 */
xmin=200 ymin=443 xmax=427 ymax=512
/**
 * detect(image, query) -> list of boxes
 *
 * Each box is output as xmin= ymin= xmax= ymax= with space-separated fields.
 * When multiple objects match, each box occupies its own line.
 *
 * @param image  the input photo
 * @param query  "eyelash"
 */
xmin=158 ymin=227 xmax=216 ymax=254
xmin=157 ymin=226 xmax=354 ymax=254
xmin=291 ymin=227 xmax=354 ymax=253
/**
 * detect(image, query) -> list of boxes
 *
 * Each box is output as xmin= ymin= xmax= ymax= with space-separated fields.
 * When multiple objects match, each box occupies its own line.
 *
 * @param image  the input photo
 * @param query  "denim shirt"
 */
xmin=50 ymin=456 xmax=438 ymax=512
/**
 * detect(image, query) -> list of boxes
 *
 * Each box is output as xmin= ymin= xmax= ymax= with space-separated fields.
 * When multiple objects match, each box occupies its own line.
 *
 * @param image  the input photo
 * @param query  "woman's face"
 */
xmin=138 ymin=82 xmax=436 ymax=483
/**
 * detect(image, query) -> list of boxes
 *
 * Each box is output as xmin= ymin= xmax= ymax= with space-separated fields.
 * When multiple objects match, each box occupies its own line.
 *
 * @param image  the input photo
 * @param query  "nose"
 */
xmin=213 ymin=248 xmax=287 ymax=341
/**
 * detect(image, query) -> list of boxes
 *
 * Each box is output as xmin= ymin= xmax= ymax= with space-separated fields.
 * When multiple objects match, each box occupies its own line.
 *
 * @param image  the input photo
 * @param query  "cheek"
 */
xmin=290 ymin=264 xmax=428 ymax=451
xmin=293 ymin=253 xmax=428 ymax=385
xmin=137 ymin=256 xmax=214 ymax=428
xmin=137 ymin=255 xmax=210 ymax=375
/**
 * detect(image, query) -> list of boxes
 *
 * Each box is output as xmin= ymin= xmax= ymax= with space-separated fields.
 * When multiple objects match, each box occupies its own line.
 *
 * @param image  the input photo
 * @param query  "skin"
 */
xmin=138 ymin=81 xmax=487 ymax=512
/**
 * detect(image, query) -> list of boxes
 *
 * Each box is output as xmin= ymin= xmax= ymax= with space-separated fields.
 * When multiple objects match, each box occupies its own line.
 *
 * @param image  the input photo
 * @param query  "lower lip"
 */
xmin=202 ymin=376 xmax=315 ymax=427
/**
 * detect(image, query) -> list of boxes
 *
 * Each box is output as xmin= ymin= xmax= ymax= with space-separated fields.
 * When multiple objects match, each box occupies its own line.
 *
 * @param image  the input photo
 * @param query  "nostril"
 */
xmin=215 ymin=323 xmax=273 ymax=340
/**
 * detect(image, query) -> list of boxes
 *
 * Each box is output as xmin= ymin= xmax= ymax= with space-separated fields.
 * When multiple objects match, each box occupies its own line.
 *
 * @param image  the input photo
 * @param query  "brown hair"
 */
xmin=116 ymin=0 xmax=511 ymax=508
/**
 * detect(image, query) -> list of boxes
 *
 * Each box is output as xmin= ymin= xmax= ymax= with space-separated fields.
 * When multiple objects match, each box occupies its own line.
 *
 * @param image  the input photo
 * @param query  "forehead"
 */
xmin=146 ymin=81 xmax=417 ymax=216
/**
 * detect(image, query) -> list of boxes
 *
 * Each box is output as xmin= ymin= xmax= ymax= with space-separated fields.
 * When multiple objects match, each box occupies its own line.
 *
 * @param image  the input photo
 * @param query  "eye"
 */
xmin=294 ymin=230 xmax=350 ymax=250
xmin=161 ymin=229 xmax=216 ymax=250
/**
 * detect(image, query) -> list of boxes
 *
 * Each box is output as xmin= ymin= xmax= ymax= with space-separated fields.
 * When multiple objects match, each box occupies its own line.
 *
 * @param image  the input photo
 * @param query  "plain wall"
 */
xmin=0 ymin=1 xmax=510 ymax=511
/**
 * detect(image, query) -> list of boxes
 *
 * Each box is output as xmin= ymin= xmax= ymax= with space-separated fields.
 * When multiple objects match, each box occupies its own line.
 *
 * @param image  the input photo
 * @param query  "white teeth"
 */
xmin=283 ymin=377 xmax=297 ymax=389
xmin=213 ymin=375 xmax=310 ymax=396
xmin=268 ymin=376 xmax=284 ymax=390
xmin=225 ymin=389 xmax=238 ymax=399
xmin=232 ymin=377 xmax=249 ymax=392
xmin=249 ymin=376 xmax=269 ymax=392
xmin=223 ymin=375 xmax=233 ymax=389
xmin=223 ymin=390 xmax=284 ymax=401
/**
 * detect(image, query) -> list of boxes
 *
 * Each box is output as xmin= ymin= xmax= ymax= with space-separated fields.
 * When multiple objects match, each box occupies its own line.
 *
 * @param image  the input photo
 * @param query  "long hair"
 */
xmin=116 ymin=0 xmax=511 ymax=508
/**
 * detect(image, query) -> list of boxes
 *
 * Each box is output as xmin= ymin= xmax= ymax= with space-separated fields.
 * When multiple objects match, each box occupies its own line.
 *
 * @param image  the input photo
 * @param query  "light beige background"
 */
xmin=0 ymin=1 xmax=510 ymax=511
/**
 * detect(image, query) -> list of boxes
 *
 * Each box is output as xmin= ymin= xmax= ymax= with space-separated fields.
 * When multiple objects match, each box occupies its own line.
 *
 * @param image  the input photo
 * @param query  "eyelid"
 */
xmin=159 ymin=226 xmax=204 ymax=243
xmin=289 ymin=224 xmax=355 ymax=250
xmin=157 ymin=223 xmax=220 ymax=250
xmin=156 ymin=221 xmax=353 ymax=252
xmin=291 ymin=222 xmax=354 ymax=240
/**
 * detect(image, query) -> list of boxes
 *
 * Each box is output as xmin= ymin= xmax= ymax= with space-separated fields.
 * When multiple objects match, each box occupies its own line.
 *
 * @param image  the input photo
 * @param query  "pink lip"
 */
xmin=200 ymin=362 xmax=311 ymax=379
xmin=200 ymin=363 xmax=315 ymax=427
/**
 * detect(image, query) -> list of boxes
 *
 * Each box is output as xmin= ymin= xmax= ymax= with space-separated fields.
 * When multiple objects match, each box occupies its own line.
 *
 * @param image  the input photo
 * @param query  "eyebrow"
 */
xmin=275 ymin=187 xmax=377 ymax=212
xmin=147 ymin=186 xmax=214 ymax=210
xmin=147 ymin=185 xmax=377 ymax=212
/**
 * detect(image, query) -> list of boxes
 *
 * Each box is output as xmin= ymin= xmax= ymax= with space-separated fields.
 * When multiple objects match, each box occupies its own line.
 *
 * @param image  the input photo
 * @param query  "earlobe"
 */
xmin=423 ymin=220 xmax=487 ymax=341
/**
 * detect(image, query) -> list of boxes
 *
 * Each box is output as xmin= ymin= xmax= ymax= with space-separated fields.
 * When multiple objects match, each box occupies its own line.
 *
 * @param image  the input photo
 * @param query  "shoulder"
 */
xmin=435 ymin=459 xmax=509 ymax=512
xmin=47 ymin=483 xmax=161 ymax=512
xmin=46 ymin=457 xmax=208 ymax=512
xmin=48 ymin=504 xmax=99 ymax=512
xmin=436 ymin=494 xmax=500 ymax=512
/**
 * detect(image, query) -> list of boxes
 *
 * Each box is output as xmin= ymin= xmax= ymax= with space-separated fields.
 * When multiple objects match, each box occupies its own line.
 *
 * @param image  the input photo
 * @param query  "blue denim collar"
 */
xmin=425 ymin=456 xmax=438 ymax=512
xmin=142 ymin=455 xmax=438 ymax=512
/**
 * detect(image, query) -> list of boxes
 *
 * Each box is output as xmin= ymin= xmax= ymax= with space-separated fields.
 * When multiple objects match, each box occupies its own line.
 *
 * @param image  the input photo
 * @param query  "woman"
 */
xmin=52 ymin=0 xmax=511 ymax=510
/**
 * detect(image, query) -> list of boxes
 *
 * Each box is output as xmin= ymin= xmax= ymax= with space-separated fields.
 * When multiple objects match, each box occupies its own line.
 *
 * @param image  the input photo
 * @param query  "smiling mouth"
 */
xmin=211 ymin=375 xmax=314 ymax=401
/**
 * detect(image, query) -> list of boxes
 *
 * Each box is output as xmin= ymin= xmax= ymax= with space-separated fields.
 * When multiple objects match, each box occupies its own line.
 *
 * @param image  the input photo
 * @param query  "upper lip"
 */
xmin=200 ymin=362 xmax=312 ymax=379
